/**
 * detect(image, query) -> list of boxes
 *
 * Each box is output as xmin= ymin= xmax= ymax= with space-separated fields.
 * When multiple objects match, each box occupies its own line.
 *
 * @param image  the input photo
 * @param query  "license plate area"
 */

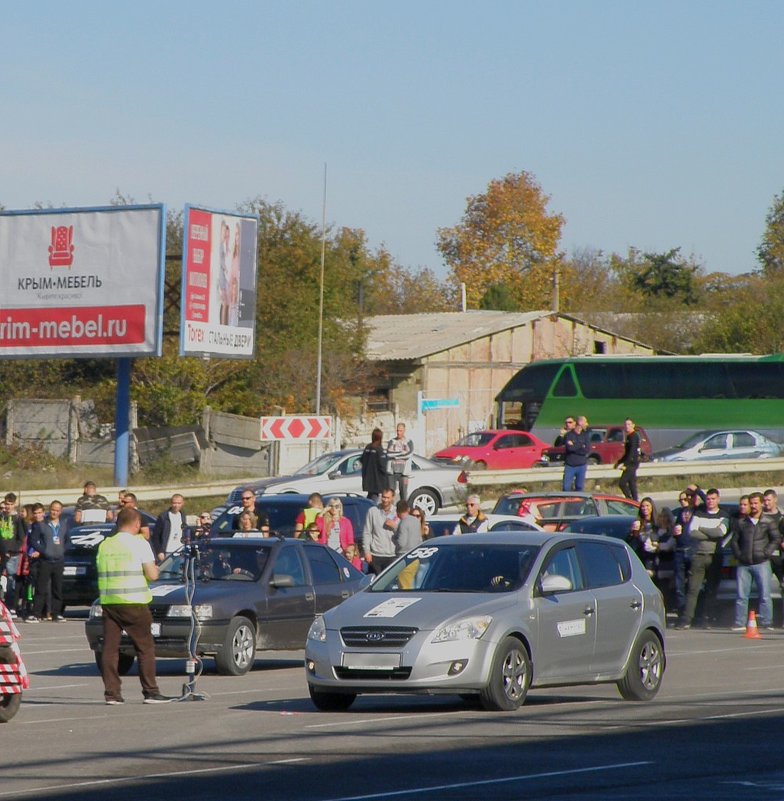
xmin=342 ymin=652 xmax=400 ymax=670
xmin=151 ymin=623 xmax=161 ymax=637
xmin=63 ymin=566 xmax=87 ymax=576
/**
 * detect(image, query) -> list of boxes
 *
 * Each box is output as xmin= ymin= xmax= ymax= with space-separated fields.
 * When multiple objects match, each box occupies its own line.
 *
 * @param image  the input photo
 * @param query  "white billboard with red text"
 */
xmin=180 ymin=205 xmax=258 ymax=359
xmin=0 ymin=205 xmax=165 ymax=358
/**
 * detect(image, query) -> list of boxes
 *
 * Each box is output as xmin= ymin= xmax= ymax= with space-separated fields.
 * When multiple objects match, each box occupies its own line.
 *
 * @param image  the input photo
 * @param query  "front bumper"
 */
xmin=85 ymin=617 xmax=232 ymax=659
xmin=305 ymin=627 xmax=500 ymax=694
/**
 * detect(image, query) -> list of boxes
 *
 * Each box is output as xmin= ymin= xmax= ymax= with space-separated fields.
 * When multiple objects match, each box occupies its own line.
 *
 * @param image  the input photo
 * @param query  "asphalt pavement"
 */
xmin=5 ymin=611 xmax=784 ymax=801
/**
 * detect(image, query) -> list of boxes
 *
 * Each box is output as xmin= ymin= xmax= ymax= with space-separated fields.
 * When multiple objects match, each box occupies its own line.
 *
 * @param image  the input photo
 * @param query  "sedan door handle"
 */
xmin=341 ymin=591 xmax=350 ymax=599
xmin=305 ymin=593 xmax=315 ymax=601
xmin=630 ymin=600 xmax=642 ymax=610
xmin=583 ymin=606 xmax=595 ymax=616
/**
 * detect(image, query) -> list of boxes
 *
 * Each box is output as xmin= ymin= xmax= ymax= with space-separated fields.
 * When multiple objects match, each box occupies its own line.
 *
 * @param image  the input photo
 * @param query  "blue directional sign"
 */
xmin=421 ymin=398 xmax=460 ymax=412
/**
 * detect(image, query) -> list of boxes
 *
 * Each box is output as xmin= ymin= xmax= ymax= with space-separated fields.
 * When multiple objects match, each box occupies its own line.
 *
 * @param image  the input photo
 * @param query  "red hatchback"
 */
xmin=432 ymin=429 xmax=550 ymax=470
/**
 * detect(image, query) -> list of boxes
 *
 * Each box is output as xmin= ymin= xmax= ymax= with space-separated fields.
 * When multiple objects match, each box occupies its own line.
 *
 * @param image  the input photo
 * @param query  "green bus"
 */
xmin=495 ymin=354 xmax=784 ymax=449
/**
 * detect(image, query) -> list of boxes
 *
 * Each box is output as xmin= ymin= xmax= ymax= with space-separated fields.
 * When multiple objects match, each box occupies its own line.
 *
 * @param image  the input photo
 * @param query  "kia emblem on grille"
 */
xmin=367 ymin=631 xmax=384 ymax=641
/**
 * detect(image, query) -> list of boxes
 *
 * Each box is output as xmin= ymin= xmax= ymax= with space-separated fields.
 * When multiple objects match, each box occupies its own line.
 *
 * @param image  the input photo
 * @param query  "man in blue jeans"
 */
xmin=561 ymin=416 xmax=590 ymax=492
xmin=731 ymin=491 xmax=779 ymax=631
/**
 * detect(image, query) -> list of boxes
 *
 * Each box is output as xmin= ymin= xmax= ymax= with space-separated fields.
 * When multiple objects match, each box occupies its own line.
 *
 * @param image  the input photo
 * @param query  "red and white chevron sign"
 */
xmin=259 ymin=415 xmax=332 ymax=441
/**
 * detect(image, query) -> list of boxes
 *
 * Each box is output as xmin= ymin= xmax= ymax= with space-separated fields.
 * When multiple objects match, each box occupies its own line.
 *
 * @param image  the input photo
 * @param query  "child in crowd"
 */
xmin=343 ymin=542 xmax=364 ymax=572
xmin=305 ymin=522 xmax=321 ymax=542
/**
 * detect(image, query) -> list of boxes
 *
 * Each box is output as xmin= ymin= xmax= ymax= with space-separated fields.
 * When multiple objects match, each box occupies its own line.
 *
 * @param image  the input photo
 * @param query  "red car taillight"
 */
xmin=457 ymin=471 xmax=468 ymax=484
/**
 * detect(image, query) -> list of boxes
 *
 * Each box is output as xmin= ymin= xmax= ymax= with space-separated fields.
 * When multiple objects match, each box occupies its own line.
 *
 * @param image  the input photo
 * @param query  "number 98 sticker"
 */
xmin=407 ymin=546 xmax=438 ymax=560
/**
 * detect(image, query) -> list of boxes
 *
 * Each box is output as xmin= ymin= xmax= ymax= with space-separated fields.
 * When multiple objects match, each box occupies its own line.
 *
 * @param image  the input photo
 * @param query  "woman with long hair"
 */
xmin=627 ymin=496 xmax=659 ymax=578
xmin=317 ymin=498 xmax=355 ymax=552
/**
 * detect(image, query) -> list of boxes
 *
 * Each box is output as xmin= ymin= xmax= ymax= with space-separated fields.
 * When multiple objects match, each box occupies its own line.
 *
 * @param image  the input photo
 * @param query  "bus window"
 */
xmin=552 ymin=366 xmax=577 ymax=397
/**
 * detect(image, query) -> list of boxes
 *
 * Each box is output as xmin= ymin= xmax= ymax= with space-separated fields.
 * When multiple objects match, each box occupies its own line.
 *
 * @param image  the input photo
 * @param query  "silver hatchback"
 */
xmin=305 ymin=531 xmax=666 ymax=711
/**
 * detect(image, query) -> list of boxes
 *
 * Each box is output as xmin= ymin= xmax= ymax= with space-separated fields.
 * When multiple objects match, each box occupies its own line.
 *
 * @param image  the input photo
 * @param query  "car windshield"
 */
xmin=454 ymin=432 xmax=494 ymax=448
xmin=675 ymin=432 xmax=713 ymax=449
xmin=293 ymin=452 xmax=345 ymax=476
xmin=157 ymin=543 xmax=270 ymax=582
xmin=369 ymin=543 xmax=539 ymax=593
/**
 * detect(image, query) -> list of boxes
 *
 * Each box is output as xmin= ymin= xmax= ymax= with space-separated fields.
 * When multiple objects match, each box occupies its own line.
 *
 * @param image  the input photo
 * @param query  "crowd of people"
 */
xmin=625 ymin=485 xmax=782 ymax=630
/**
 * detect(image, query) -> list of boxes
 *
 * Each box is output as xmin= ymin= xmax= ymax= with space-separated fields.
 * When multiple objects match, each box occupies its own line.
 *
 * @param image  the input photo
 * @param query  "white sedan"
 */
xmin=225 ymin=450 xmax=466 ymax=517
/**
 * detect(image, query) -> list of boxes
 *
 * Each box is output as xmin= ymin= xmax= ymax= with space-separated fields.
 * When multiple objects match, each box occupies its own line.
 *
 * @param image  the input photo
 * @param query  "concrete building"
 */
xmin=362 ymin=310 xmax=655 ymax=455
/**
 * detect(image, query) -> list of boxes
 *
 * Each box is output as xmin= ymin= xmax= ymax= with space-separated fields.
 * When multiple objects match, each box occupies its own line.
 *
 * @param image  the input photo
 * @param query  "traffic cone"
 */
xmin=745 ymin=610 xmax=762 ymax=640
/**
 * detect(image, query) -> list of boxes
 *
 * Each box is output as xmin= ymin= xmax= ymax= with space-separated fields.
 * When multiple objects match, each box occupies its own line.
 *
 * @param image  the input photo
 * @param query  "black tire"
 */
xmin=308 ymin=684 xmax=356 ymax=711
xmin=215 ymin=616 xmax=256 ymax=676
xmin=479 ymin=637 xmax=530 ymax=711
xmin=0 ymin=693 xmax=21 ymax=723
xmin=94 ymin=651 xmax=135 ymax=676
xmin=587 ymin=454 xmax=602 ymax=465
xmin=616 ymin=630 xmax=664 ymax=701
xmin=409 ymin=489 xmax=439 ymax=517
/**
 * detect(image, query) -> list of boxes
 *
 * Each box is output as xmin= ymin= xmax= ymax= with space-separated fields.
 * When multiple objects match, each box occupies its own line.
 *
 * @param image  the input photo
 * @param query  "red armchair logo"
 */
xmin=48 ymin=225 xmax=75 ymax=268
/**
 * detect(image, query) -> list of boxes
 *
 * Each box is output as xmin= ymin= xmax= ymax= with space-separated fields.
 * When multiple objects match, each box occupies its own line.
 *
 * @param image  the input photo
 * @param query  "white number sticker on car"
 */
xmin=407 ymin=547 xmax=438 ymax=560
xmin=557 ymin=619 xmax=587 ymax=638
xmin=68 ymin=531 xmax=107 ymax=548
xmin=364 ymin=598 xmax=421 ymax=618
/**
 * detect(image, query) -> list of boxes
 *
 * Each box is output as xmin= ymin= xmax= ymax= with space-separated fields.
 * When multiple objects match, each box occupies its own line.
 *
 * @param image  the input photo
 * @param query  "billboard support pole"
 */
xmin=114 ymin=358 xmax=132 ymax=487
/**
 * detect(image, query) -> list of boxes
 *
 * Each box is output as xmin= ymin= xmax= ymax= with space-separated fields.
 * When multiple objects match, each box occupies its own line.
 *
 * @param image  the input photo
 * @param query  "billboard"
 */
xmin=0 ymin=205 xmax=165 ymax=358
xmin=180 ymin=205 xmax=258 ymax=359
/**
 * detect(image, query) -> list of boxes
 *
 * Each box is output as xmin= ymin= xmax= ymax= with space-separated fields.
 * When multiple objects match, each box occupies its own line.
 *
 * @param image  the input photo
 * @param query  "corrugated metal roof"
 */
xmin=364 ymin=311 xmax=551 ymax=361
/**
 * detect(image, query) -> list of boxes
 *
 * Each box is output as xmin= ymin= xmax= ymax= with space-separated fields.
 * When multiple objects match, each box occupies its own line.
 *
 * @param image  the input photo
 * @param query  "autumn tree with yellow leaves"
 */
xmin=436 ymin=171 xmax=565 ymax=310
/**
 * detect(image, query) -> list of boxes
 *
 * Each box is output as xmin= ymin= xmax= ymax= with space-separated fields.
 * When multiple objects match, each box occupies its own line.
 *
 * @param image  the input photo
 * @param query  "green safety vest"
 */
xmin=96 ymin=532 xmax=152 ymax=605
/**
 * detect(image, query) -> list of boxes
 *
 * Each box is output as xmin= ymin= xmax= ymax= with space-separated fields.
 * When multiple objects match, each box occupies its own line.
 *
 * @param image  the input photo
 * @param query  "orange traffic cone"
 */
xmin=745 ymin=610 xmax=762 ymax=640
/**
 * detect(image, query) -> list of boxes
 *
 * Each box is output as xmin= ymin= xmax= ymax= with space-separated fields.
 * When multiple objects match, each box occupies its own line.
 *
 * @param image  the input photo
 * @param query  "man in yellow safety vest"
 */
xmin=96 ymin=507 xmax=175 ymax=705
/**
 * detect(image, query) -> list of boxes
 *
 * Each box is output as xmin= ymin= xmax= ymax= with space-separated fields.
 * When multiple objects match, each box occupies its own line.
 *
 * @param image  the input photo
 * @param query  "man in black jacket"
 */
xmin=731 ymin=491 xmax=780 ymax=631
xmin=28 ymin=501 xmax=67 ymax=622
xmin=614 ymin=418 xmax=641 ymax=501
xmin=562 ymin=415 xmax=591 ymax=492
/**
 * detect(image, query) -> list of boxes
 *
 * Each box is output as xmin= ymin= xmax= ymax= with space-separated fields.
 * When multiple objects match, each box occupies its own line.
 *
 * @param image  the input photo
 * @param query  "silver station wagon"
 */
xmin=305 ymin=531 xmax=666 ymax=711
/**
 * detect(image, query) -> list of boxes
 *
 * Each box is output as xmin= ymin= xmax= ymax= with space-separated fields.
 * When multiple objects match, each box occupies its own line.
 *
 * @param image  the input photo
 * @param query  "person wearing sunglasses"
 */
xmin=231 ymin=490 xmax=269 ymax=536
xmin=453 ymin=495 xmax=489 ymax=535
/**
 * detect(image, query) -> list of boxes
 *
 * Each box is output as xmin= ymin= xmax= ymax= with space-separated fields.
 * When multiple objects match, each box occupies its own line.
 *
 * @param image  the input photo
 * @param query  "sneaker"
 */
xmin=8 ymin=610 xmax=17 ymax=619
xmin=143 ymin=693 xmax=177 ymax=704
xmin=54 ymin=615 xmax=67 ymax=622
xmin=674 ymin=622 xmax=691 ymax=630
xmin=25 ymin=616 xmax=40 ymax=623
xmin=105 ymin=697 xmax=125 ymax=705
xmin=731 ymin=626 xmax=746 ymax=632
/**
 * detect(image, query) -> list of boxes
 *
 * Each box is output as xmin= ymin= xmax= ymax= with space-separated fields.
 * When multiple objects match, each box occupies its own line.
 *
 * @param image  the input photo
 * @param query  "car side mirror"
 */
xmin=270 ymin=574 xmax=295 ymax=588
xmin=539 ymin=574 xmax=573 ymax=594
xmin=328 ymin=470 xmax=340 ymax=479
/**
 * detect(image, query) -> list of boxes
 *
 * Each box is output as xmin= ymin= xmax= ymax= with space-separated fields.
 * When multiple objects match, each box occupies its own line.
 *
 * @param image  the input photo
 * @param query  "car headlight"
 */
xmin=166 ymin=604 xmax=213 ymax=620
xmin=431 ymin=615 xmax=492 ymax=643
xmin=308 ymin=616 xmax=327 ymax=642
xmin=89 ymin=603 xmax=103 ymax=620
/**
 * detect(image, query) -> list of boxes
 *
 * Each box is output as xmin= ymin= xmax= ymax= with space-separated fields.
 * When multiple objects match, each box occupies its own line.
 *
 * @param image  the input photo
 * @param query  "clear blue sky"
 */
xmin=4 ymin=1 xmax=783 ymax=279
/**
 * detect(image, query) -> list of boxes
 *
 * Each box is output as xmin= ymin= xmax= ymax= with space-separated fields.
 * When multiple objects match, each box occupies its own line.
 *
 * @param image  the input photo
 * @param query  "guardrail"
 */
xmin=465 ymin=457 xmax=784 ymax=488
xmin=6 ymin=479 xmax=255 ymax=509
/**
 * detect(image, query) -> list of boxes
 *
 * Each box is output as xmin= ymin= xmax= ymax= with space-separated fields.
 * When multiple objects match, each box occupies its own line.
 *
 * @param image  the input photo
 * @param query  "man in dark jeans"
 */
xmin=562 ymin=416 xmax=591 ymax=492
xmin=614 ymin=418 xmax=642 ymax=501
xmin=677 ymin=488 xmax=728 ymax=630
xmin=27 ymin=501 xmax=67 ymax=623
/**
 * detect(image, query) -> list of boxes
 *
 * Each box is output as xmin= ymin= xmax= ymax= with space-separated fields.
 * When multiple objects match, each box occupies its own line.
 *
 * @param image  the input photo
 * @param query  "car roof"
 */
xmin=432 ymin=530 xmax=628 ymax=548
xmin=498 ymin=491 xmax=629 ymax=501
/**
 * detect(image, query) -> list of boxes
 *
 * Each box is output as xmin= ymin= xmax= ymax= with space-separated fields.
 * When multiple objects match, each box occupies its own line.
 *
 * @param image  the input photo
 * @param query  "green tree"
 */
xmin=479 ymin=283 xmax=520 ymax=311
xmin=614 ymin=248 xmax=700 ymax=304
xmin=436 ymin=171 xmax=565 ymax=310
xmin=757 ymin=190 xmax=784 ymax=276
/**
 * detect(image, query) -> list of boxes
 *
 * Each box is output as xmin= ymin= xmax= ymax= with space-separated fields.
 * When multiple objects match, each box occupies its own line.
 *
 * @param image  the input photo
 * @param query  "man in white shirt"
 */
xmin=152 ymin=494 xmax=188 ymax=562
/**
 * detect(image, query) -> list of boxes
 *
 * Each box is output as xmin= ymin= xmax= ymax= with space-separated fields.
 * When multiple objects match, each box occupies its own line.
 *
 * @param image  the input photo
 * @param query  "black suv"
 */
xmin=63 ymin=511 xmax=157 ymax=607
